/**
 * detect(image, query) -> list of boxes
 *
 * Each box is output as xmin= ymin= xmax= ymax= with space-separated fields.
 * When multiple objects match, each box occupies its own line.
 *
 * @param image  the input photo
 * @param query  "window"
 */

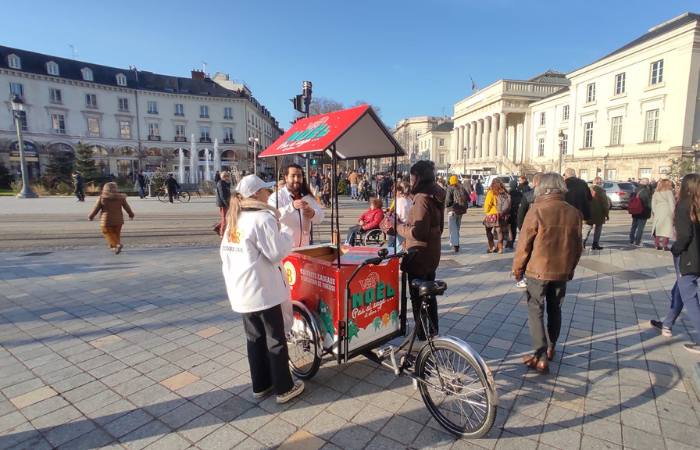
xmin=644 ymin=109 xmax=659 ymax=142
xmin=200 ymin=105 xmax=209 ymax=118
xmin=15 ymin=111 xmax=27 ymax=131
xmin=148 ymin=122 xmax=160 ymax=137
xmin=115 ymin=73 xmax=127 ymax=86
xmin=175 ymin=124 xmax=186 ymax=138
xmin=439 ymin=153 xmax=445 ymax=165
xmin=118 ymin=97 xmax=129 ymax=111
xmin=51 ymin=114 xmax=66 ymax=134
xmin=610 ymin=116 xmax=623 ymax=146
xmin=81 ymin=67 xmax=93 ymax=81
xmin=7 ymin=54 xmax=21 ymax=69
xmin=586 ymin=83 xmax=596 ymax=103
xmin=174 ymin=104 xmax=184 ymax=116
xmin=85 ymin=93 xmax=97 ymax=108
xmin=147 ymin=101 xmax=158 ymax=114
xmin=606 ymin=169 xmax=617 ymax=180
xmin=562 ymin=105 xmax=569 ymax=121
xmin=650 ymin=60 xmax=664 ymax=85
xmin=87 ymin=117 xmax=100 ymax=136
xmin=119 ymin=120 xmax=131 ymax=139
xmin=224 ymin=127 xmax=234 ymax=142
xmin=49 ymin=88 xmax=62 ymax=104
xmin=539 ymin=112 xmax=546 ymax=126
xmin=223 ymin=107 xmax=233 ymax=120
xmin=639 ymin=168 xmax=652 ymax=179
xmin=560 ymin=133 xmax=568 ymax=154
xmin=46 ymin=61 xmax=59 ymax=76
xmin=200 ymin=126 xmax=211 ymax=141
xmin=583 ymin=122 xmax=594 ymax=148
xmin=9 ymin=82 xmax=23 ymax=98
xmin=538 ymin=138 xmax=545 ymax=157
xmin=614 ymin=73 xmax=626 ymax=95
xmin=580 ymin=169 xmax=588 ymax=181
xmin=439 ymin=138 xmax=445 ymax=146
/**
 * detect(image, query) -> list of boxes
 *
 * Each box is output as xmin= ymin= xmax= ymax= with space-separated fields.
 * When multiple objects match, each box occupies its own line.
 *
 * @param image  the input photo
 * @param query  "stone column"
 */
xmin=516 ymin=121 xmax=524 ymax=164
xmin=523 ymin=112 xmax=532 ymax=164
xmin=489 ymin=115 xmax=498 ymax=159
xmin=456 ymin=126 xmax=463 ymax=165
xmin=475 ymin=120 xmax=482 ymax=159
xmin=451 ymin=127 xmax=459 ymax=165
xmin=498 ymin=113 xmax=507 ymax=161
xmin=481 ymin=118 xmax=490 ymax=159
xmin=464 ymin=124 xmax=470 ymax=160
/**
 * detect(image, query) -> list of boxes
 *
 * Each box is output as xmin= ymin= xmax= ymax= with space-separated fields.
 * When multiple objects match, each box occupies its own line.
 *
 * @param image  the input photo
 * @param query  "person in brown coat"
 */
xmin=512 ymin=173 xmax=582 ymax=374
xmin=88 ymin=182 xmax=135 ymax=254
xmin=396 ymin=161 xmax=445 ymax=341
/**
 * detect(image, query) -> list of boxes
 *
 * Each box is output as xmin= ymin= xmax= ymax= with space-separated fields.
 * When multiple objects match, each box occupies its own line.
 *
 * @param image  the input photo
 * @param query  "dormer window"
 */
xmin=81 ymin=67 xmax=93 ymax=81
xmin=115 ymin=73 xmax=127 ymax=86
xmin=7 ymin=54 xmax=21 ymax=69
xmin=46 ymin=61 xmax=60 ymax=76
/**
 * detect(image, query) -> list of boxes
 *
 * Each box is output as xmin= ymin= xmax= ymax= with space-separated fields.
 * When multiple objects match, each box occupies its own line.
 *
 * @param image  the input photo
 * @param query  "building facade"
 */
xmin=391 ymin=116 xmax=451 ymax=172
xmin=417 ymin=121 xmax=453 ymax=172
xmin=529 ymin=12 xmax=700 ymax=181
xmin=0 ymin=45 xmax=284 ymax=183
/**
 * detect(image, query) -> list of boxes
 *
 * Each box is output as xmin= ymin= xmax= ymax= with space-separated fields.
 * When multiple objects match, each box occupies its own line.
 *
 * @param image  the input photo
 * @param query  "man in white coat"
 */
xmin=269 ymin=164 xmax=324 ymax=247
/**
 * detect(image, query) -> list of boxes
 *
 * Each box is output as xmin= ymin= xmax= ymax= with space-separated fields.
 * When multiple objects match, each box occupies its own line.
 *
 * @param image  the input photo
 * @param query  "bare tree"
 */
xmin=308 ymin=97 xmax=345 ymax=116
xmin=351 ymin=100 xmax=381 ymax=118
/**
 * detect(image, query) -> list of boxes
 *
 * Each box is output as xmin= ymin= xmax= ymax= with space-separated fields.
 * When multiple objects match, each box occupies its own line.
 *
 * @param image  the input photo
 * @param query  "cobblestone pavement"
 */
xmin=1 ymin=209 xmax=700 ymax=449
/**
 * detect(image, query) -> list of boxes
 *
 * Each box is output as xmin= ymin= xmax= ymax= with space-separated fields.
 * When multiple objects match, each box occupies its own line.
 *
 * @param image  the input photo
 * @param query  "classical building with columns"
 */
xmin=528 ymin=12 xmax=700 ymax=181
xmin=451 ymin=71 xmax=569 ymax=175
xmin=0 ymin=45 xmax=283 ymax=183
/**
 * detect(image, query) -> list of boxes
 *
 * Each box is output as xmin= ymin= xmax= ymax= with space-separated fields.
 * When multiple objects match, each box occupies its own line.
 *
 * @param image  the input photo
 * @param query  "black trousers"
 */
xmin=526 ymin=279 xmax=567 ymax=357
xmin=241 ymin=304 xmax=294 ymax=395
xmin=408 ymin=271 xmax=439 ymax=340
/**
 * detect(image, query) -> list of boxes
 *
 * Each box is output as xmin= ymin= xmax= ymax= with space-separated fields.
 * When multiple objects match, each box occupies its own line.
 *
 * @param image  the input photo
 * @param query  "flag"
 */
xmin=470 ymin=76 xmax=477 ymax=92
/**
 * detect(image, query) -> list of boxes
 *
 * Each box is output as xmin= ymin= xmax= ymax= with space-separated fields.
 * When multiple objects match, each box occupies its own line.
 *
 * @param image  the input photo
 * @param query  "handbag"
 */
xmin=483 ymin=214 xmax=498 ymax=228
xmin=380 ymin=211 xmax=396 ymax=234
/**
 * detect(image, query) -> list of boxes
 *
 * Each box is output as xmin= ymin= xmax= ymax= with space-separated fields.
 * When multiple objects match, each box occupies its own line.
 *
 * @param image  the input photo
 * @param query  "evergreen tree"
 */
xmin=73 ymin=142 xmax=97 ymax=181
xmin=0 ymin=161 xmax=11 ymax=189
xmin=43 ymin=151 xmax=74 ymax=184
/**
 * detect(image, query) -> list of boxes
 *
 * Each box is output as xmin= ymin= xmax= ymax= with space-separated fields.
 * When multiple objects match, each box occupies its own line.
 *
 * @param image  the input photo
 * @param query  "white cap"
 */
xmin=236 ymin=174 xmax=275 ymax=198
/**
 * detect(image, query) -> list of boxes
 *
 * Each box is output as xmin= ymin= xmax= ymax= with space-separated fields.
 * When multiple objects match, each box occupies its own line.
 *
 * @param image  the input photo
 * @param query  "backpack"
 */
xmin=628 ymin=194 xmax=644 ymax=215
xmin=451 ymin=187 xmax=468 ymax=215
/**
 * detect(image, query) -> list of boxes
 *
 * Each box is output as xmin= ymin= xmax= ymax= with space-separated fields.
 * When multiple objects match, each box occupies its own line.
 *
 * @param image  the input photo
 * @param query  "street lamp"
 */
xmin=248 ymin=136 xmax=259 ymax=175
xmin=11 ymin=95 xmax=37 ymax=198
xmin=557 ymin=130 xmax=565 ymax=175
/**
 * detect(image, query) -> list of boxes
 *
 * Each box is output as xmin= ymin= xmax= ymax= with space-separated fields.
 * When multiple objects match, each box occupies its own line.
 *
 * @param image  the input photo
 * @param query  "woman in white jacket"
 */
xmin=221 ymin=174 xmax=304 ymax=404
xmin=651 ymin=179 xmax=676 ymax=251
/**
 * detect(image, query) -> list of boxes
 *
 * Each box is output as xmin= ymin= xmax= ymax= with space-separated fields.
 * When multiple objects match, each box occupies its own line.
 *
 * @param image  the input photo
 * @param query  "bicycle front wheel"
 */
xmin=179 ymin=191 xmax=190 ymax=202
xmin=415 ymin=338 xmax=497 ymax=438
xmin=157 ymin=191 xmax=167 ymax=202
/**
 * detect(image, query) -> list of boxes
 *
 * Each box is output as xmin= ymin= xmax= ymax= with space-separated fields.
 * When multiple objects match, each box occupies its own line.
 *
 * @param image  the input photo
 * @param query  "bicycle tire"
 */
xmin=179 ymin=191 xmax=191 ymax=202
xmin=157 ymin=192 xmax=167 ymax=203
xmin=287 ymin=304 xmax=321 ymax=379
xmin=415 ymin=338 xmax=497 ymax=438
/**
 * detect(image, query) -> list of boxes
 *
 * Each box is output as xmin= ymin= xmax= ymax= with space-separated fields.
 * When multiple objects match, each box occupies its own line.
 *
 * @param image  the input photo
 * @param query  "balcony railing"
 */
xmin=148 ymin=135 xmax=161 ymax=141
xmin=199 ymin=137 xmax=212 ymax=143
xmin=223 ymin=138 xmax=234 ymax=144
xmin=174 ymin=136 xmax=187 ymax=142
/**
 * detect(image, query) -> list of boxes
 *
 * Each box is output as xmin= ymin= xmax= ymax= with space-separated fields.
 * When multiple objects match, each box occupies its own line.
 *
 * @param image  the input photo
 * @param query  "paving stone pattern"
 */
xmin=1 ymin=214 xmax=700 ymax=449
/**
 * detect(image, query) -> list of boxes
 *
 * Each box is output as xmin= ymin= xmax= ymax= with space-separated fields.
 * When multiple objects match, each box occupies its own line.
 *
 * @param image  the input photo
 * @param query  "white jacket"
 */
xmin=220 ymin=208 xmax=293 ymax=313
xmin=269 ymin=186 xmax=324 ymax=247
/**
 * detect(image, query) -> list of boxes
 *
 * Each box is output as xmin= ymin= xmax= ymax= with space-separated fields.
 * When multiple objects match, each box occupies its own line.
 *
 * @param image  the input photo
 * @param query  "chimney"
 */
xmin=191 ymin=70 xmax=205 ymax=80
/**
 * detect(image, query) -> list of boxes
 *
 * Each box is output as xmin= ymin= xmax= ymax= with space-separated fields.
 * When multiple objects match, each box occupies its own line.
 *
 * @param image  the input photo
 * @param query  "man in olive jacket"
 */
xmin=397 ymin=161 xmax=445 ymax=341
xmin=584 ymin=177 xmax=610 ymax=250
xmin=513 ymin=173 xmax=582 ymax=374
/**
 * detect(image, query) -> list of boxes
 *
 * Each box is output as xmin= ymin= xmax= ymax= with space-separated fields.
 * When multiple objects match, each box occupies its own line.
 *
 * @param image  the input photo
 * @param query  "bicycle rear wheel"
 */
xmin=157 ymin=192 xmax=167 ymax=202
xmin=179 ymin=191 xmax=191 ymax=202
xmin=287 ymin=303 xmax=321 ymax=379
xmin=415 ymin=337 xmax=496 ymax=438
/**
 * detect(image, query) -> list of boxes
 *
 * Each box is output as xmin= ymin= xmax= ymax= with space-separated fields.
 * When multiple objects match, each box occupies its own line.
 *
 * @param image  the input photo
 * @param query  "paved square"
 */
xmin=1 ymin=212 xmax=700 ymax=449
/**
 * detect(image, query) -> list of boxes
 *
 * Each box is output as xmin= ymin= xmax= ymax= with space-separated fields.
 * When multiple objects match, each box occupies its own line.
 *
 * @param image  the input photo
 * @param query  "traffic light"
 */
xmin=291 ymin=95 xmax=304 ymax=113
xmin=311 ymin=158 xmax=318 ymax=166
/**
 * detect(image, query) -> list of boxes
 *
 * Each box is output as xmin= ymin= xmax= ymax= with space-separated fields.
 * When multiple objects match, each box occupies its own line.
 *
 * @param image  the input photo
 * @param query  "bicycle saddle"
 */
xmin=410 ymin=279 xmax=447 ymax=297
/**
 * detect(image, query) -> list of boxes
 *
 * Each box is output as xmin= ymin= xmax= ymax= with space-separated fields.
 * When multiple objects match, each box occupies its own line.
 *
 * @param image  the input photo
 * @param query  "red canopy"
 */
xmin=258 ymin=104 xmax=405 ymax=160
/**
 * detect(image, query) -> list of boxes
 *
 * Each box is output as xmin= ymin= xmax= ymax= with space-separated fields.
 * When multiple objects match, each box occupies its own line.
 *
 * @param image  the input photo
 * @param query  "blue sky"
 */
xmin=1 ymin=1 xmax=697 ymax=129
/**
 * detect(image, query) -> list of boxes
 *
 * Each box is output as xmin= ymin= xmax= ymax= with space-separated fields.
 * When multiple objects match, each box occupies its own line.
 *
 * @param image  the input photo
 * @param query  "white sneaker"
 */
xmin=276 ymin=381 xmax=304 ymax=404
xmin=253 ymin=386 xmax=274 ymax=399
xmin=516 ymin=279 xmax=527 ymax=288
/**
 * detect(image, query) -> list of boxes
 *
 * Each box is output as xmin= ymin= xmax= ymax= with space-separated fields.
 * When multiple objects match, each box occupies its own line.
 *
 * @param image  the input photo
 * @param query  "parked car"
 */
xmin=483 ymin=175 xmax=518 ymax=192
xmin=602 ymin=181 xmax=636 ymax=209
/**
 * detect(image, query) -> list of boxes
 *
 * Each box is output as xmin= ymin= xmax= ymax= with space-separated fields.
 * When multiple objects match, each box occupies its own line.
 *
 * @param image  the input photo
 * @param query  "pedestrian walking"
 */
xmin=220 ymin=174 xmax=305 ymax=402
xmin=348 ymin=170 xmax=359 ymax=200
xmin=216 ymin=171 xmax=232 ymax=237
xmin=505 ymin=179 xmax=526 ymax=249
xmin=214 ymin=171 xmax=221 ymax=183
xmin=483 ymin=178 xmax=510 ymax=254
xmin=379 ymin=172 xmax=393 ymax=208
xmin=397 ymin=161 xmax=445 ymax=341
xmin=269 ymin=164 xmax=324 ymax=247
xmin=475 ymin=180 xmax=484 ymax=206
xmin=628 ymin=178 xmax=652 ymax=246
xmin=165 ymin=174 xmax=180 ymax=203
xmin=446 ymin=175 xmax=468 ymax=253
xmin=88 ymin=182 xmax=134 ymax=254
xmin=563 ymin=168 xmax=592 ymax=222
xmin=137 ymin=171 xmax=147 ymax=199
xmin=651 ymin=179 xmax=675 ymax=251
xmin=584 ymin=177 xmax=610 ymax=250
xmin=72 ymin=171 xmax=85 ymax=202
xmin=515 ymin=173 xmax=543 ymax=289
xmin=650 ymin=173 xmax=700 ymax=355
xmin=513 ymin=173 xmax=583 ymax=374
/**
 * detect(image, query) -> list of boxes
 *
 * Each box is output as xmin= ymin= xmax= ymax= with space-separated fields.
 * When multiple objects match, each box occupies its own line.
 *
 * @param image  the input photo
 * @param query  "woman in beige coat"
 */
xmin=651 ymin=179 xmax=675 ymax=251
xmin=88 ymin=182 xmax=134 ymax=254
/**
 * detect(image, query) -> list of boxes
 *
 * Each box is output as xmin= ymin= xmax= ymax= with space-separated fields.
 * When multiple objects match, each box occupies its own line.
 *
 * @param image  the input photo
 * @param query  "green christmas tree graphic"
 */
xmin=372 ymin=317 xmax=382 ymax=331
xmin=390 ymin=311 xmax=398 ymax=327
xmin=318 ymin=301 xmax=335 ymax=337
xmin=347 ymin=320 xmax=359 ymax=342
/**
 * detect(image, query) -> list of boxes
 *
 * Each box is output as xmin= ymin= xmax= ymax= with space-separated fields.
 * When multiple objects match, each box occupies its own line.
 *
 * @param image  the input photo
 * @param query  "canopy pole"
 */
xmin=393 ymin=147 xmax=398 ymax=255
xmin=275 ymin=157 xmax=279 ymax=210
xmin=332 ymin=144 xmax=340 ymax=269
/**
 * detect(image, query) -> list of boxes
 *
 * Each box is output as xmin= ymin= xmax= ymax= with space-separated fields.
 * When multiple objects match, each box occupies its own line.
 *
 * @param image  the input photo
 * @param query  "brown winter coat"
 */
xmin=512 ymin=193 xmax=582 ymax=281
xmin=89 ymin=193 xmax=134 ymax=227
xmin=397 ymin=183 xmax=446 ymax=277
